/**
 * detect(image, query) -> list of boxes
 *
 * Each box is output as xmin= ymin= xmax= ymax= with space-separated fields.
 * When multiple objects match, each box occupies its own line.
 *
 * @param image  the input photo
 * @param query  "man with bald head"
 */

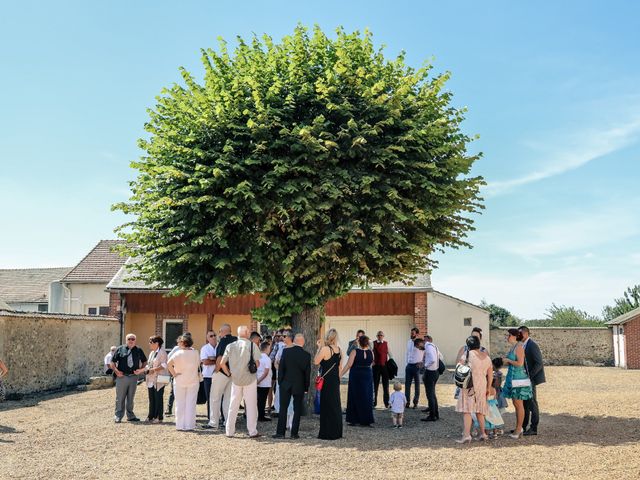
xmin=203 ymin=324 xmax=236 ymax=430
xmin=221 ymin=325 xmax=262 ymax=438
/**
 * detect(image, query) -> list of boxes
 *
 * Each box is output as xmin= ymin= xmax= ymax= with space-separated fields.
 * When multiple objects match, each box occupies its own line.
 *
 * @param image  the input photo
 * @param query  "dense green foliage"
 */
xmin=602 ymin=285 xmax=640 ymax=321
xmin=479 ymin=300 xmax=521 ymax=326
xmin=524 ymin=304 xmax=606 ymax=327
xmin=114 ymin=26 xmax=484 ymax=324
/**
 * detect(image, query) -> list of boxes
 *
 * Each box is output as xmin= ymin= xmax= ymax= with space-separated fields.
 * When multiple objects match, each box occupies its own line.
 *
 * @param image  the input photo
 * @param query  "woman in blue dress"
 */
xmin=340 ymin=335 xmax=375 ymax=427
xmin=502 ymin=328 xmax=533 ymax=439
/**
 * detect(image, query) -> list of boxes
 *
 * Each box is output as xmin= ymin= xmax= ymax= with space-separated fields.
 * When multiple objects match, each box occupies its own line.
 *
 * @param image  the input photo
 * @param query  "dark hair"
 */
xmin=466 ymin=335 xmax=481 ymax=350
xmin=250 ymin=331 xmax=261 ymax=341
xmin=357 ymin=329 xmax=365 ymax=335
xmin=411 ymin=327 xmax=420 ymax=334
xmin=260 ymin=341 xmax=270 ymax=352
xmin=518 ymin=326 xmax=530 ymax=335
xmin=492 ymin=357 xmax=504 ymax=369
xmin=413 ymin=338 xmax=424 ymax=348
xmin=471 ymin=327 xmax=483 ymax=339
xmin=178 ymin=335 xmax=193 ymax=348
xmin=425 ymin=335 xmax=433 ymax=342
xmin=507 ymin=328 xmax=523 ymax=341
xmin=282 ymin=330 xmax=294 ymax=340
xmin=358 ymin=335 xmax=370 ymax=349
xmin=149 ymin=335 xmax=164 ymax=347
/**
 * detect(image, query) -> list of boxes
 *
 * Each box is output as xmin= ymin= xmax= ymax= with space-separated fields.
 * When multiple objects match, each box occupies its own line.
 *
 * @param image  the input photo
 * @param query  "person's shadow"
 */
xmin=0 ymin=424 xmax=21 ymax=444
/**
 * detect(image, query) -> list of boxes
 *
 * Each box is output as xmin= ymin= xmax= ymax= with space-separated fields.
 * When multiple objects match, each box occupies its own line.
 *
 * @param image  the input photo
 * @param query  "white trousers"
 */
xmin=209 ymin=372 xmax=232 ymax=428
xmin=226 ymin=380 xmax=258 ymax=437
xmin=174 ymin=382 xmax=199 ymax=431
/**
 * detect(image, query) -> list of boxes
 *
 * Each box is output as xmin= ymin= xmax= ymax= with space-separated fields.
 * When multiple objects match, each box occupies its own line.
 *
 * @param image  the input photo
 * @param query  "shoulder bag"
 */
xmin=511 ymin=350 xmax=532 ymax=388
xmin=453 ymin=351 xmax=473 ymax=389
xmin=248 ymin=342 xmax=258 ymax=374
xmin=314 ymin=363 xmax=336 ymax=391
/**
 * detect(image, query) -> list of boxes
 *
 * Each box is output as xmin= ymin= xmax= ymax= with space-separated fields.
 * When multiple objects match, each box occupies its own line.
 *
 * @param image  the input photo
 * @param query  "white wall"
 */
xmin=324 ymin=315 xmax=413 ymax=376
xmin=426 ymin=291 xmax=490 ymax=365
xmin=6 ymin=302 xmax=46 ymax=313
xmin=62 ymin=283 xmax=110 ymax=315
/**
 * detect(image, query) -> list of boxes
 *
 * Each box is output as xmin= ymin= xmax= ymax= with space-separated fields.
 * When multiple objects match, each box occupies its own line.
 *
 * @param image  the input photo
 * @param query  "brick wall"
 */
xmin=489 ymin=326 xmax=613 ymax=366
xmin=625 ymin=316 xmax=640 ymax=369
xmin=0 ymin=311 xmax=120 ymax=396
xmin=413 ymin=292 xmax=428 ymax=335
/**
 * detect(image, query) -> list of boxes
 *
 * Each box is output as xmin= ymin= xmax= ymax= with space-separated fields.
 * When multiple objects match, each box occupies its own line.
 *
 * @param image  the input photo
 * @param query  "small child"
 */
xmin=492 ymin=357 xmax=508 ymax=411
xmin=389 ymin=382 xmax=405 ymax=429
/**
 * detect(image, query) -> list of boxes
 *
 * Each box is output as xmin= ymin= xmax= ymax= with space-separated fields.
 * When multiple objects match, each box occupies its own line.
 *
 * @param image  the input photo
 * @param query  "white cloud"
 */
xmin=483 ymin=115 xmax=640 ymax=197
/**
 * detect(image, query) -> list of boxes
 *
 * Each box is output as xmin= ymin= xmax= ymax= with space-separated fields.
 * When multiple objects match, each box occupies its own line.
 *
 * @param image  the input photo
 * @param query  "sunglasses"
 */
xmin=208 ymin=334 xmax=217 ymax=338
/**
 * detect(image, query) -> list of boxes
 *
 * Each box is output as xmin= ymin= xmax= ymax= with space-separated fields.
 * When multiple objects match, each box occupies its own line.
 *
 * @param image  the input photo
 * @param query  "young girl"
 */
xmin=389 ymin=382 xmax=405 ymax=429
xmin=492 ymin=357 xmax=508 ymax=411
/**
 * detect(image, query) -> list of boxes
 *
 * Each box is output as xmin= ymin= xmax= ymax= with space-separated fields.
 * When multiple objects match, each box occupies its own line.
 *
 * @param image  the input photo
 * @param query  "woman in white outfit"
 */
xmin=167 ymin=335 xmax=200 ymax=431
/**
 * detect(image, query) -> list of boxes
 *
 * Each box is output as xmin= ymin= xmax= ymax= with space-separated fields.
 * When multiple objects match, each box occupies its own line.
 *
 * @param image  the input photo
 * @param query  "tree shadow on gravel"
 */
xmin=242 ymin=406 xmax=640 ymax=450
xmin=0 ymin=388 xmax=90 ymax=414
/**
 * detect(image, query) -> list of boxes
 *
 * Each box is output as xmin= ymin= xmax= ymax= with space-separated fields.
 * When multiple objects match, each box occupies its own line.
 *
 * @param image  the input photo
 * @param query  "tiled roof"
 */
xmin=606 ymin=306 xmax=640 ymax=325
xmin=0 ymin=267 xmax=72 ymax=303
xmin=61 ymin=240 xmax=127 ymax=283
xmin=107 ymin=257 xmax=432 ymax=292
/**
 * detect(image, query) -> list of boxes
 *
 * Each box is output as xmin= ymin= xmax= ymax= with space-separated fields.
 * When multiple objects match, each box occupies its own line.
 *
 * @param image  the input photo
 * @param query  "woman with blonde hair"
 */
xmin=314 ymin=328 xmax=343 ymax=440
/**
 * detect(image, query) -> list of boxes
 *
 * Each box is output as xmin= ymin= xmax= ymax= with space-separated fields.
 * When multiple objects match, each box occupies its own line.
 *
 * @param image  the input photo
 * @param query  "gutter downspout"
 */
xmin=119 ymin=293 xmax=126 ymax=345
xmin=63 ymin=283 xmax=72 ymax=314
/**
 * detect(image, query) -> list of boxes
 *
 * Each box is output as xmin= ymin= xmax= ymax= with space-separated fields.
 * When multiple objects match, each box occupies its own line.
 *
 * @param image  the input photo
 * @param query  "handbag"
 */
xmin=156 ymin=374 xmax=170 ymax=385
xmin=511 ymin=377 xmax=532 ymax=388
xmin=438 ymin=358 xmax=446 ymax=375
xmin=248 ymin=342 xmax=257 ymax=374
xmin=314 ymin=362 xmax=336 ymax=391
xmin=453 ymin=351 xmax=473 ymax=389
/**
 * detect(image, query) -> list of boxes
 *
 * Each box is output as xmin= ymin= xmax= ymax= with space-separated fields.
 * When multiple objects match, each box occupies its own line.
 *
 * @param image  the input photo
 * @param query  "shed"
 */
xmin=607 ymin=306 xmax=640 ymax=369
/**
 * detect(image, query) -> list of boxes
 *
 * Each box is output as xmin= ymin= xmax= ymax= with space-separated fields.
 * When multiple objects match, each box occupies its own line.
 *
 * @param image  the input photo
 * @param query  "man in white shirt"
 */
xmin=256 ymin=341 xmax=272 ymax=421
xmin=404 ymin=328 xmax=424 ymax=408
xmin=201 ymin=330 xmax=217 ymax=422
xmin=420 ymin=335 xmax=440 ymax=422
xmin=104 ymin=346 xmax=116 ymax=375
xmin=221 ymin=325 xmax=262 ymax=438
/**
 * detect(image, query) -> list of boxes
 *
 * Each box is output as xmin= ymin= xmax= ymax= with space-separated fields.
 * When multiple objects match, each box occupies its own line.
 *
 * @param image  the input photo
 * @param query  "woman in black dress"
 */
xmin=340 ymin=335 xmax=375 ymax=427
xmin=314 ymin=328 xmax=344 ymax=440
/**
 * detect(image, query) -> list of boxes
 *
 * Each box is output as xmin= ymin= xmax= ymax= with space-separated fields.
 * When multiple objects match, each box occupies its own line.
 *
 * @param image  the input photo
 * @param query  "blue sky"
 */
xmin=1 ymin=1 xmax=638 ymax=319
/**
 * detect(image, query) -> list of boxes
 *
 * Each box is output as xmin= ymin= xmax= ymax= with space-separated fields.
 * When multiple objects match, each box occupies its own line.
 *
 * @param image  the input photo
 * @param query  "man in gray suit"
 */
xmin=519 ymin=326 xmax=545 ymax=436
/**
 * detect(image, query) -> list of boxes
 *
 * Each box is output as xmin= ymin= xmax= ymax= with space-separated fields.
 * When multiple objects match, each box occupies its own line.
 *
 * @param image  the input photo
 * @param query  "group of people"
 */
xmin=107 ymin=323 xmax=545 ymax=443
xmin=453 ymin=325 xmax=545 ymax=443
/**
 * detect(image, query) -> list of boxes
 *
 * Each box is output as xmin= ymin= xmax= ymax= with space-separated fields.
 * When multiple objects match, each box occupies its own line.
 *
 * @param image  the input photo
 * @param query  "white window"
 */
xmin=87 ymin=306 xmax=110 ymax=316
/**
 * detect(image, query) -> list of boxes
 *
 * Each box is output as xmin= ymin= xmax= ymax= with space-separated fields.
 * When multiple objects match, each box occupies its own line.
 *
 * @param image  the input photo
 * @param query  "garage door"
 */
xmin=325 ymin=315 xmax=413 ymax=378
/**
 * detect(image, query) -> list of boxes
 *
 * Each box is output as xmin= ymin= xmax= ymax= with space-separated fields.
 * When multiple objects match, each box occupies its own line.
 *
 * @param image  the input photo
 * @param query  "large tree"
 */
xmin=602 ymin=285 xmax=640 ymax=321
xmin=115 ymin=25 xmax=483 ymax=355
xmin=479 ymin=300 xmax=521 ymax=327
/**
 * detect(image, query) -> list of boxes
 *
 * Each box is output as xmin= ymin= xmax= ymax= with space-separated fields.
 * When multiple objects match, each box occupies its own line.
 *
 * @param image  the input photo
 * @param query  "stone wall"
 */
xmin=0 ymin=310 xmax=120 ymax=396
xmin=489 ymin=326 xmax=613 ymax=366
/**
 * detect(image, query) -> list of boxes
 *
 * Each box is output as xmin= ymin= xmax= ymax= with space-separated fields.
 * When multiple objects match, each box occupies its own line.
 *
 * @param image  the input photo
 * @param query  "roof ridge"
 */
xmin=0 ymin=267 xmax=72 ymax=272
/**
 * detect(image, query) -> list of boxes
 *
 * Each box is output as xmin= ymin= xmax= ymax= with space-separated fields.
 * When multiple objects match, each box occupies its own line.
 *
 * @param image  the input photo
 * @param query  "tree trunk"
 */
xmin=290 ymin=304 xmax=324 ymax=415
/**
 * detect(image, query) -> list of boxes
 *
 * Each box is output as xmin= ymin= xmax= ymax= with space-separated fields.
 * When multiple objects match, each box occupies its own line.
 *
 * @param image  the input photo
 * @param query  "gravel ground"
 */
xmin=1 ymin=366 xmax=639 ymax=480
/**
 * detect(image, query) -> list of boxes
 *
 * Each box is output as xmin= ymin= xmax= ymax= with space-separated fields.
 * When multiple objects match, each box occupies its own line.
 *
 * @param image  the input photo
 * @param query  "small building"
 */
xmin=607 ymin=306 xmax=640 ymax=369
xmin=0 ymin=267 xmax=71 ymax=312
xmin=50 ymin=240 xmax=126 ymax=316
xmin=107 ymin=261 xmax=489 ymax=372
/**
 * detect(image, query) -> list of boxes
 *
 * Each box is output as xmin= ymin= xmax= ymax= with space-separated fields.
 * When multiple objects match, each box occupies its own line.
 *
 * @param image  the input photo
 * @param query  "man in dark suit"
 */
xmin=273 ymin=333 xmax=311 ymax=439
xmin=519 ymin=326 xmax=545 ymax=435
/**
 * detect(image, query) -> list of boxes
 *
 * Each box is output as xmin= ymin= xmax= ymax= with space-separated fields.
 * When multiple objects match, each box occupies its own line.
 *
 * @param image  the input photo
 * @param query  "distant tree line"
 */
xmin=483 ymin=284 xmax=640 ymax=327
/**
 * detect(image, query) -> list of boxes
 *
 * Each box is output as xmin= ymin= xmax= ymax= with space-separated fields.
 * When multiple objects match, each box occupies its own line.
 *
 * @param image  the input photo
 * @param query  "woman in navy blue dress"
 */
xmin=340 ymin=335 xmax=375 ymax=427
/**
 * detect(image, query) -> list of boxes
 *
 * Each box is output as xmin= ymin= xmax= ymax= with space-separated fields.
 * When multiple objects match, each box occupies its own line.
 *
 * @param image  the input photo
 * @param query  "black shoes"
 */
xmin=290 ymin=434 xmax=300 ymax=439
xmin=523 ymin=429 xmax=537 ymax=436
xmin=271 ymin=433 xmax=285 ymax=439
xmin=420 ymin=416 xmax=438 ymax=422
xmin=128 ymin=417 xmax=141 ymax=422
